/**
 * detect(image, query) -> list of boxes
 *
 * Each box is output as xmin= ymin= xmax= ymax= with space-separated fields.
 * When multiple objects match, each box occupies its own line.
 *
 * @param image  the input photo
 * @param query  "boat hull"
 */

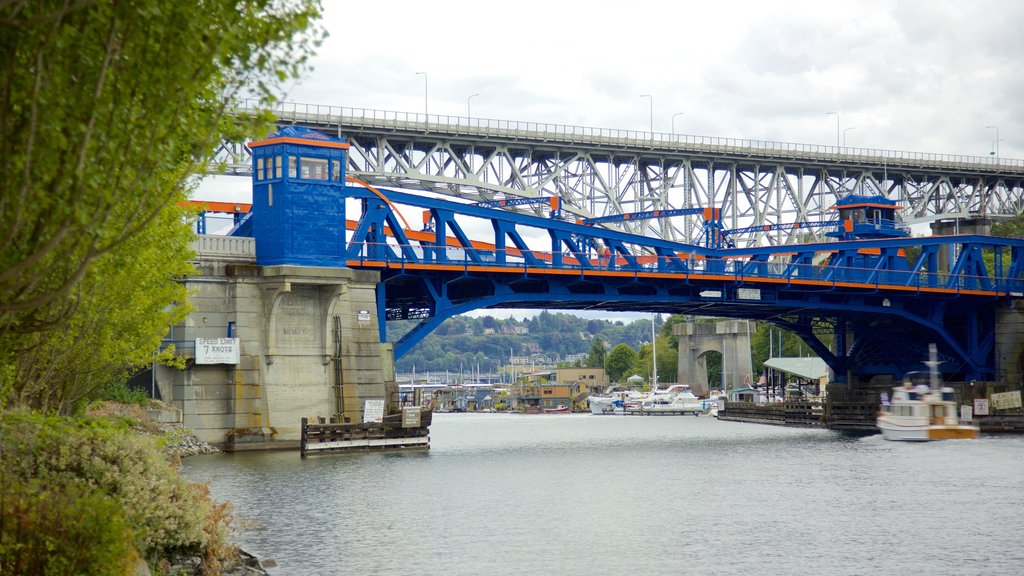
xmin=877 ymin=418 xmax=979 ymax=441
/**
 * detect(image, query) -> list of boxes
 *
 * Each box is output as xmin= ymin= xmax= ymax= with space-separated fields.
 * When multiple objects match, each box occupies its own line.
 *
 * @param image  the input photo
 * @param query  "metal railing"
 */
xmin=236 ymin=99 xmax=1024 ymax=171
xmin=345 ymin=241 xmax=1024 ymax=295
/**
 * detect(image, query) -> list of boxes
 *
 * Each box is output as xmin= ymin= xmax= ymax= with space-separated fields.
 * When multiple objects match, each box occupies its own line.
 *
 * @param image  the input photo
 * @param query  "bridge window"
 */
xmin=256 ymin=158 xmax=264 ymax=180
xmin=300 ymin=157 xmax=329 ymax=180
xmin=332 ymin=159 xmax=342 ymax=182
xmin=288 ymin=155 xmax=297 ymax=179
xmin=275 ymin=155 xmax=282 ymax=178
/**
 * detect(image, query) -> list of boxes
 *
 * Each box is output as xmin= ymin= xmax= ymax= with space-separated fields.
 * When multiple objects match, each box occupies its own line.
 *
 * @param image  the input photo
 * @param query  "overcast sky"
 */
xmin=284 ymin=0 xmax=1021 ymax=156
xmin=199 ymin=0 xmax=1024 ymax=320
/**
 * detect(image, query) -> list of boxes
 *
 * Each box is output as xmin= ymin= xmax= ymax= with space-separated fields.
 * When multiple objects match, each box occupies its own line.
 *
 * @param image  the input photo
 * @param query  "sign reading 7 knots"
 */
xmin=195 ymin=337 xmax=240 ymax=365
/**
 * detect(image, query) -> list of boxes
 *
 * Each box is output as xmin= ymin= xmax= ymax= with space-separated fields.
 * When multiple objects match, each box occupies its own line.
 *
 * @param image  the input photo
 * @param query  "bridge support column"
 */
xmin=996 ymin=301 xmax=1024 ymax=388
xmin=674 ymin=319 xmax=754 ymax=397
xmin=157 ymin=241 xmax=393 ymax=449
xmin=930 ymin=217 xmax=995 ymax=272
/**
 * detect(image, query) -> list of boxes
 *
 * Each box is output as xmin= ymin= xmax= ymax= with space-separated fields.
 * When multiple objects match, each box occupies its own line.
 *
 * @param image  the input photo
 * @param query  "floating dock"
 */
xmin=300 ymin=409 xmax=432 ymax=456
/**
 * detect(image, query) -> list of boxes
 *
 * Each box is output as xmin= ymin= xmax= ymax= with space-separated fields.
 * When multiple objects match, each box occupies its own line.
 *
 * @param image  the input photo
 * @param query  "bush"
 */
xmin=0 ymin=480 xmax=139 ymax=575
xmin=102 ymin=380 xmax=152 ymax=407
xmin=0 ymin=409 xmax=236 ymax=572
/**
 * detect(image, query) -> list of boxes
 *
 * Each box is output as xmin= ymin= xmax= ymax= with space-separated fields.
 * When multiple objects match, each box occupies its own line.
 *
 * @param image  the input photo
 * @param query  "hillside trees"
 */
xmin=0 ymin=0 xmax=325 ymax=411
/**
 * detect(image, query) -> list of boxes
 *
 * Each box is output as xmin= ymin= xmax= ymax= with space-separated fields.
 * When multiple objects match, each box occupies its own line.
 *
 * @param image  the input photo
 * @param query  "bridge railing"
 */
xmin=345 ymin=241 xmax=1024 ymax=294
xmin=237 ymin=99 xmax=1023 ymax=170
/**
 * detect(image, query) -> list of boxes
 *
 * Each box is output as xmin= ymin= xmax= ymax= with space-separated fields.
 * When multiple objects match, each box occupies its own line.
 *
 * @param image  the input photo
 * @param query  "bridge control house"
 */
xmin=157 ymin=127 xmax=397 ymax=450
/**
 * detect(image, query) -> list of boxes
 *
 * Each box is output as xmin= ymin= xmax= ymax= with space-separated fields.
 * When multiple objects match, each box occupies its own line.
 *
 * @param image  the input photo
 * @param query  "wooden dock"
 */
xmin=300 ymin=409 xmax=432 ymax=456
xmin=718 ymin=400 xmax=828 ymax=428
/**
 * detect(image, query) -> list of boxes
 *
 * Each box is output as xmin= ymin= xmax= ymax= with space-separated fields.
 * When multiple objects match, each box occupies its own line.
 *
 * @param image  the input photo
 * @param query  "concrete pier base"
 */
xmin=156 ymin=236 xmax=393 ymax=448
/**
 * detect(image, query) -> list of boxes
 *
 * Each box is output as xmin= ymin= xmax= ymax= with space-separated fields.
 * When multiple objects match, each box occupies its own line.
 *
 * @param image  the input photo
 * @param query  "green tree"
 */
xmin=1 ymin=1 xmax=324 ymax=411
xmin=586 ymin=336 xmax=607 ymax=368
xmin=991 ymin=214 xmax=1024 ymax=238
xmin=10 ymin=204 xmax=193 ymax=412
xmin=605 ymin=343 xmax=638 ymax=383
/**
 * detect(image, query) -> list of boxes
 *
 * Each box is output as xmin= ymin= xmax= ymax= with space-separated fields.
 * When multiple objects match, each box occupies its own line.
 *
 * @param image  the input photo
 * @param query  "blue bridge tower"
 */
xmin=247 ymin=126 xmax=349 ymax=266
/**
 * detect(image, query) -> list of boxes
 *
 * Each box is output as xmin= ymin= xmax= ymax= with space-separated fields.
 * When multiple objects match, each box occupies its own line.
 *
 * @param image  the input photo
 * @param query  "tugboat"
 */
xmin=876 ymin=345 xmax=979 ymax=441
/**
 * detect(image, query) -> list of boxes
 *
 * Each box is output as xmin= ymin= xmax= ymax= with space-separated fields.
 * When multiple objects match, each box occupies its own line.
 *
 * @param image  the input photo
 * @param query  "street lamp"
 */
xmin=415 ymin=72 xmax=428 ymax=119
xmin=640 ymin=94 xmax=653 ymax=135
xmin=826 ymin=112 xmax=840 ymax=147
xmin=987 ymin=125 xmax=1002 ymax=160
xmin=467 ymin=93 xmax=479 ymax=119
xmin=843 ymin=126 xmax=855 ymax=148
xmin=672 ymin=112 xmax=685 ymax=134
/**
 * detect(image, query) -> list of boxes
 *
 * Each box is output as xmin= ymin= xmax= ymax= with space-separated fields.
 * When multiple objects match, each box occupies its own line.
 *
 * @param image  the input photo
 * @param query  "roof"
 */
xmin=763 ymin=357 xmax=829 ymax=381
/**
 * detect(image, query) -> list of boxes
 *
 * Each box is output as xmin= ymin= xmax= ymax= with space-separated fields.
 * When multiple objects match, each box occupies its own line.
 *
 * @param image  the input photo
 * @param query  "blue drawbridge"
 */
xmin=229 ymin=126 xmax=1024 ymax=386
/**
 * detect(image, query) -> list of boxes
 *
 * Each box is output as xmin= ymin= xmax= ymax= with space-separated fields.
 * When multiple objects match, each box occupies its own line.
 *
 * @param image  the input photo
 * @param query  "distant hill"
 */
xmin=388 ymin=311 xmax=656 ymax=373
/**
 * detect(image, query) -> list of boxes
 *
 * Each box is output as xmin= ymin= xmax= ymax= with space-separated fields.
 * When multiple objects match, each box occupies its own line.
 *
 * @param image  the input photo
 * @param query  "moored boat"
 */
xmin=876 ymin=346 xmax=979 ymax=441
xmin=588 ymin=388 xmax=645 ymax=415
xmin=629 ymin=384 xmax=703 ymax=415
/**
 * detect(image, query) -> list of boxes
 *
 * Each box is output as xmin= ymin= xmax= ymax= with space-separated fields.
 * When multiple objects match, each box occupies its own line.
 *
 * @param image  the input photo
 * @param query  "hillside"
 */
xmin=388 ymin=311 xmax=658 ymax=373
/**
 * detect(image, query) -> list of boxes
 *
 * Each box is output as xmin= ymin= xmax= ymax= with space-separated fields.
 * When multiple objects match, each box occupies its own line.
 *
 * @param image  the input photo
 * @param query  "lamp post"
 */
xmin=843 ymin=126 xmax=855 ymax=148
xmin=641 ymin=94 xmax=653 ymax=136
xmin=987 ymin=125 xmax=1002 ymax=160
xmin=826 ymin=112 xmax=840 ymax=147
xmin=672 ymin=112 xmax=685 ymax=134
xmin=467 ymin=93 xmax=479 ymax=119
xmin=415 ymin=72 xmax=428 ymax=119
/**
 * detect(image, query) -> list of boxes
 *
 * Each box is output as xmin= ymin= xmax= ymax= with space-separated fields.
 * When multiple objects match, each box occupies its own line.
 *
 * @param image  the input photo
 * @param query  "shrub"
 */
xmin=0 ymin=409 xmax=235 ymax=571
xmin=102 ymin=380 xmax=152 ymax=407
xmin=0 ymin=480 xmax=139 ymax=575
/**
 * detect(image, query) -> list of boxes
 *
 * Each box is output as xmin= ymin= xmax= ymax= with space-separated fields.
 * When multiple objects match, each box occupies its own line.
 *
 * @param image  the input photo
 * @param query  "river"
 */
xmin=182 ymin=413 xmax=1024 ymax=575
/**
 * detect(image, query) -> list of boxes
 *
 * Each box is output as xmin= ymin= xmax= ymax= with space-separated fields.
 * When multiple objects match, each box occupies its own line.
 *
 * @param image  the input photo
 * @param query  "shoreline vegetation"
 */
xmin=2 ymin=1 xmax=324 ymax=573
xmin=0 ymin=401 xmax=268 ymax=575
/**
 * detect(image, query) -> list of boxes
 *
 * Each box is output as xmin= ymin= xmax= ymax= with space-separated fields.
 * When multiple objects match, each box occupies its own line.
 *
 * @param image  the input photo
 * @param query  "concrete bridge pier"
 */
xmin=674 ymin=320 xmax=754 ymax=397
xmin=156 ymin=237 xmax=392 ymax=449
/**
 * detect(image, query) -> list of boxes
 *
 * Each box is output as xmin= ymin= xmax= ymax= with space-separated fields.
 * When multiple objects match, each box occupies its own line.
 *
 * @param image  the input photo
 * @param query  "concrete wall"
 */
xmin=156 ymin=236 xmax=390 ymax=448
xmin=996 ymin=301 xmax=1024 ymax=387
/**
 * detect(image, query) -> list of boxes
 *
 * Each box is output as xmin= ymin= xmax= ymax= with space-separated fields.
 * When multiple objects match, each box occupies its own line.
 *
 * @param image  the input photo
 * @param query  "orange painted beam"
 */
xmin=180 ymin=200 xmax=251 ymax=213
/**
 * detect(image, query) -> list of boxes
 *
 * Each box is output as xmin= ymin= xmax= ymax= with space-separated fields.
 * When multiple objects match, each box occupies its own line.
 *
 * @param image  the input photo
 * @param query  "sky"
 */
xmin=197 ymin=0 xmax=1024 ymax=319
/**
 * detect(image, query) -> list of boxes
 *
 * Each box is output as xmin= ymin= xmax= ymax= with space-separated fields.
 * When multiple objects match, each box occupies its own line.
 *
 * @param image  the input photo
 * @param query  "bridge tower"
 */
xmin=157 ymin=127 xmax=399 ymax=448
xmin=248 ymin=125 xmax=348 ymax=266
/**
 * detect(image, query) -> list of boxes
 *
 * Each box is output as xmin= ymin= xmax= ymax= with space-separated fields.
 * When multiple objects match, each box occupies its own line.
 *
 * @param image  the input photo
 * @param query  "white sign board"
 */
xmin=990 ymin=391 xmax=1022 ymax=411
xmin=960 ymin=404 xmax=973 ymax=422
xmin=402 ymin=406 xmax=422 ymax=428
xmin=195 ymin=337 xmax=240 ymax=365
xmin=363 ymin=399 xmax=385 ymax=423
xmin=973 ymin=398 xmax=990 ymax=416
xmin=737 ymin=288 xmax=761 ymax=300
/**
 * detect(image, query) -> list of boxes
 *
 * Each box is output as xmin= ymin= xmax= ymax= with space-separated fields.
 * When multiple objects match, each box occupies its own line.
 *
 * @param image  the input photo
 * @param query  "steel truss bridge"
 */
xmin=214 ymin=100 xmax=1024 ymax=249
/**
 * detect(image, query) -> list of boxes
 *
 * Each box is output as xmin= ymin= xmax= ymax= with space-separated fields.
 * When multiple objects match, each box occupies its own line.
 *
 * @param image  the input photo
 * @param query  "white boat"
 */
xmin=876 ymin=346 xmax=979 ymax=441
xmin=631 ymin=384 xmax=704 ymax=415
xmin=588 ymin=388 xmax=645 ymax=415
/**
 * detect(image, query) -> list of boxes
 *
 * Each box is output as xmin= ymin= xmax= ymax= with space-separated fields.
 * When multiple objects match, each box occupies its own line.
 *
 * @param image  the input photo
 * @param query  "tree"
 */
xmin=1 ymin=1 xmax=325 ymax=411
xmin=11 ymin=202 xmax=193 ymax=412
xmin=605 ymin=343 xmax=638 ymax=383
xmin=586 ymin=336 xmax=607 ymax=368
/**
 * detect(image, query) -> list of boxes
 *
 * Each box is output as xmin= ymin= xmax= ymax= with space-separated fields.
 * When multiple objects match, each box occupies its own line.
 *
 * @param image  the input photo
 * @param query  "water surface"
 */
xmin=183 ymin=413 xmax=1024 ymax=575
